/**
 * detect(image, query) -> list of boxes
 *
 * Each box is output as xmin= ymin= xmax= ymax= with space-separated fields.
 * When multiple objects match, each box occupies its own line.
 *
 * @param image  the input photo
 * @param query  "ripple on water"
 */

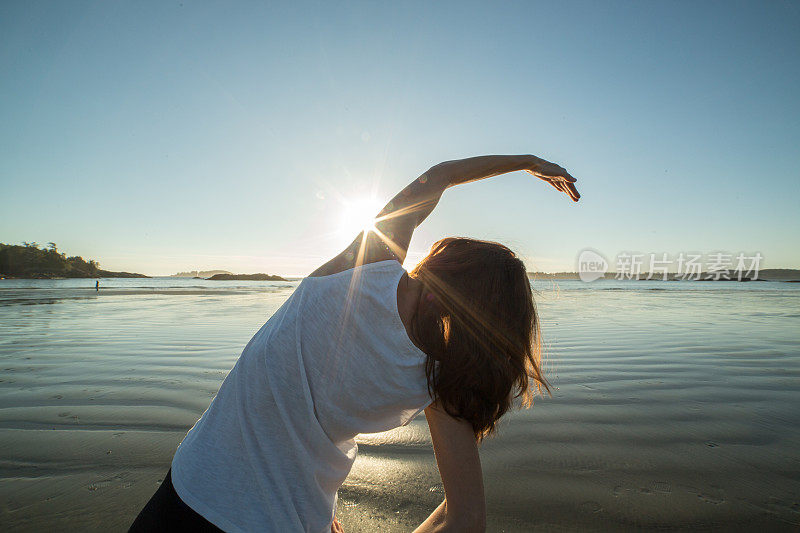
xmin=1 ymin=281 xmax=799 ymax=530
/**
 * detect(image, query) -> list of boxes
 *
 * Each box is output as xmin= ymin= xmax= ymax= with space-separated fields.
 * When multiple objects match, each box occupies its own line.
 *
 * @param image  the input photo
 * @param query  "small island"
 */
xmin=172 ymin=269 xmax=233 ymax=278
xmin=206 ymin=273 xmax=288 ymax=281
xmin=0 ymin=242 xmax=148 ymax=279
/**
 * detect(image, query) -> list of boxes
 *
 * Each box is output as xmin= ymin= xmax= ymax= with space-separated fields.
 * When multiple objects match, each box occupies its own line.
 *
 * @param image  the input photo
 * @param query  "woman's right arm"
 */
xmin=413 ymin=403 xmax=486 ymax=533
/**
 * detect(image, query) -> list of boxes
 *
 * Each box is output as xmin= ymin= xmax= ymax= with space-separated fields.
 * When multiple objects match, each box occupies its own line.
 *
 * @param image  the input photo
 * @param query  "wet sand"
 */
xmin=1 ymin=279 xmax=799 ymax=531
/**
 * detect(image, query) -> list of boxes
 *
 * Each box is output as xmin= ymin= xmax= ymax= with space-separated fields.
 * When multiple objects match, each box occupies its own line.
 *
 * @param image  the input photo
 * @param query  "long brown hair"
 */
xmin=409 ymin=237 xmax=550 ymax=440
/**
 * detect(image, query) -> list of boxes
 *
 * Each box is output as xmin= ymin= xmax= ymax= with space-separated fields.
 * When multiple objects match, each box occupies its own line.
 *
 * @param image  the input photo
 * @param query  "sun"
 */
xmin=338 ymin=196 xmax=384 ymax=239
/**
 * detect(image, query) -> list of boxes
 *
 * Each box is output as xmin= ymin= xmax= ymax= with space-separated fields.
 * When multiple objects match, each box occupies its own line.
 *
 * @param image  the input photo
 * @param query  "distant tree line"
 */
xmin=0 ymin=242 xmax=147 ymax=278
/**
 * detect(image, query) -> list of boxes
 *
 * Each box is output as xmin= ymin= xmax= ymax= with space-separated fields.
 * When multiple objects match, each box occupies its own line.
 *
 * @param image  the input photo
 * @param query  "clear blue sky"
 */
xmin=2 ymin=1 xmax=798 ymax=276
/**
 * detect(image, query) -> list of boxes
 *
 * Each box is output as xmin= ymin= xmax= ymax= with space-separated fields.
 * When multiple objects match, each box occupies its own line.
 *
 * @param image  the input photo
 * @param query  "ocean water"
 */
xmin=1 ymin=277 xmax=799 ymax=531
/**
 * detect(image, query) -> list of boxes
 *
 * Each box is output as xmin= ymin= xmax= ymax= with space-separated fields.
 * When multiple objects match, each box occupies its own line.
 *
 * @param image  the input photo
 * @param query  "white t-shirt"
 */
xmin=171 ymin=260 xmax=433 ymax=532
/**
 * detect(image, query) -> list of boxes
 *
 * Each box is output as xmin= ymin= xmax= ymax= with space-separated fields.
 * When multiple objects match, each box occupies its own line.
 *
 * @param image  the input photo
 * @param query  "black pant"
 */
xmin=129 ymin=469 xmax=223 ymax=532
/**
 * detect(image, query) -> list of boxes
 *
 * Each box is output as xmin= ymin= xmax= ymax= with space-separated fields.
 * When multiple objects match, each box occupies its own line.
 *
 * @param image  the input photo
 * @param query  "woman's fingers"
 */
xmin=552 ymin=167 xmax=575 ymax=182
xmin=561 ymin=182 xmax=577 ymax=202
xmin=549 ymin=177 xmax=580 ymax=202
xmin=535 ymin=168 xmax=576 ymax=183
xmin=531 ymin=167 xmax=580 ymax=202
xmin=566 ymin=181 xmax=581 ymax=201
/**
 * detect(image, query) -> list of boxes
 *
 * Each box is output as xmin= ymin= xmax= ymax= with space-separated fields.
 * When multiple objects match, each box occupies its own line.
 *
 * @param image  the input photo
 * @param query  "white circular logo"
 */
xmin=577 ymin=249 xmax=609 ymax=282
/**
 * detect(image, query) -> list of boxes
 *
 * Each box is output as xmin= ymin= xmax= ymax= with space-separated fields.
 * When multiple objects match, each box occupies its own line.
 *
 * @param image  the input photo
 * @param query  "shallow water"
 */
xmin=1 ymin=278 xmax=799 ymax=531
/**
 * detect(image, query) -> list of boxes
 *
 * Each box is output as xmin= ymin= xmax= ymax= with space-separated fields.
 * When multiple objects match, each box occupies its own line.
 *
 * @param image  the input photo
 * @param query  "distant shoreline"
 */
xmin=0 ymin=242 xmax=149 ymax=279
xmin=206 ymin=273 xmax=288 ymax=281
xmin=0 ymin=271 xmax=149 ymax=280
xmin=4 ymin=241 xmax=798 ymax=282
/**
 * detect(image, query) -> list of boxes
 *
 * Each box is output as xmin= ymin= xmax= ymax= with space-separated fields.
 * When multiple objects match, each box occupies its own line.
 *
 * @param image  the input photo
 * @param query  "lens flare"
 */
xmin=338 ymin=196 xmax=384 ymax=238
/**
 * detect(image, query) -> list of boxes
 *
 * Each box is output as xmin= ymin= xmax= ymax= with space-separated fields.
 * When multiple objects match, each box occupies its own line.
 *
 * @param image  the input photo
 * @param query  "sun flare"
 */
xmin=338 ymin=196 xmax=384 ymax=239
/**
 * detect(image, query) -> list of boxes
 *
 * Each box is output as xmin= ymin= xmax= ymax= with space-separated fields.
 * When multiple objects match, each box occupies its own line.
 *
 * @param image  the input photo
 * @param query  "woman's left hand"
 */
xmin=331 ymin=518 xmax=344 ymax=533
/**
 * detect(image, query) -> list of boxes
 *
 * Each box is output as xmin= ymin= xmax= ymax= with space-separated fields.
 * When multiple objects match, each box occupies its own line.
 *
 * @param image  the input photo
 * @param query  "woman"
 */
xmin=130 ymin=154 xmax=580 ymax=532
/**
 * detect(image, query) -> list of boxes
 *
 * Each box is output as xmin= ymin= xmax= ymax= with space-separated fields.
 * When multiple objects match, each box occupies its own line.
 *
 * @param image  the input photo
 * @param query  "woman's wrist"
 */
xmin=525 ymin=154 xmax=544 ymax=171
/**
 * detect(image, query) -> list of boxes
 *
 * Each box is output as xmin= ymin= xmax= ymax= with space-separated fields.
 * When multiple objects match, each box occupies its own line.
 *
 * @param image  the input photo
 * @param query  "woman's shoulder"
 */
xmin=308 ymin=231 xmax=400 ymax=278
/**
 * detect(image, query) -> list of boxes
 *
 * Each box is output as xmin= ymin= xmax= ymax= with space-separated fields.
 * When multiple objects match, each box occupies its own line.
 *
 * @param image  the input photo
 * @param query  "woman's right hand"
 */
xmin=526 ymin=156 xmax=580 ymax=202
xmin=331 ymin=518 xmax=344 ymax=533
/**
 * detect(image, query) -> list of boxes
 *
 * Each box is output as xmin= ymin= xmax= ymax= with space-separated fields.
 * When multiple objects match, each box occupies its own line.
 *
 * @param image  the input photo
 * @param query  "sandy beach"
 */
xmin=1 ymin=278 xmax=798 ymax=531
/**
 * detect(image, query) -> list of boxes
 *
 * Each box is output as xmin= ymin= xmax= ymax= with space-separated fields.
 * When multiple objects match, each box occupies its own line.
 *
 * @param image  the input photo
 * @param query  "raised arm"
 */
xmin=310 ymin=154 xmax=578 ymax=276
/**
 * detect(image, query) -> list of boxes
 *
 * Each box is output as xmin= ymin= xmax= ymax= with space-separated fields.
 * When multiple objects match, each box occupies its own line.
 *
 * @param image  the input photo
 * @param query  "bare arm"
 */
xmin=413 ymin=402 xmax=486 ymax=533
xmin=310 ymin=154 xmax=579 ymax=276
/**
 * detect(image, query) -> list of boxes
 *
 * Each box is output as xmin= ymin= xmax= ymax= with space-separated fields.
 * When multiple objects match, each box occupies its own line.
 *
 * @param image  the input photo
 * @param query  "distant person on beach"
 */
xmin=95 ymin=280 xmax=99 ymax=291
xmin=130 ymin=154 xmax=580 ymax=532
